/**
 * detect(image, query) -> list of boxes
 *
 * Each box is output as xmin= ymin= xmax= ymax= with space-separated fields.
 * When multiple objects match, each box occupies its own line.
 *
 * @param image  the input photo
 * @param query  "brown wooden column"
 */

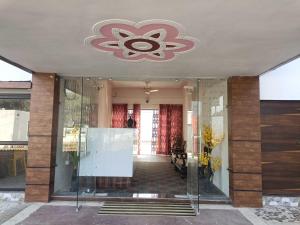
xmin=25 ymin=73 xmax=59 ymax=202
xmin=228 ymin=76 xmax=262 ymax=207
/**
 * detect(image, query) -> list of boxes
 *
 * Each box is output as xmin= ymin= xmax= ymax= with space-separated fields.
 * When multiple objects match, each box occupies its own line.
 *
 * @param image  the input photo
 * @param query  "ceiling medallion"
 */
xmin=85 ymin=19 xmax=196 ymax=62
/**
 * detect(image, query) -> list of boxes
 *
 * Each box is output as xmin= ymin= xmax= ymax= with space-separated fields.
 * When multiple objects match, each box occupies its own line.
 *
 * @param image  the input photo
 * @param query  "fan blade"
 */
xmin=149 ymin=89 xmax=159 ymax=93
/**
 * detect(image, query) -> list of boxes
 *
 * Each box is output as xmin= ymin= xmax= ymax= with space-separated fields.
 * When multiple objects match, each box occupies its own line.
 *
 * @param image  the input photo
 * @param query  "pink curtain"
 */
xmin=157 ymin=104 xmax=183 ymax=155
xmin=112 ymin=104 xmax=128 ymax=128
xmin=133 ymin=104 xmax=141 ymax=154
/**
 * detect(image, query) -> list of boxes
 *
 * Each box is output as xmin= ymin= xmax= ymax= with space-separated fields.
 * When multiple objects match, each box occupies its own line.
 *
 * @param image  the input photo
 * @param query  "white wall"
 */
xmin=112 ymin=87 xmax=184 ymax=109
xmin=260 ymin=58 xmax=300 ymax=100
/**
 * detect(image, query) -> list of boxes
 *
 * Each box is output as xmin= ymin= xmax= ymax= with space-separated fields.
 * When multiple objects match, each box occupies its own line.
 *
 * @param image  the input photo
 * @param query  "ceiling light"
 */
xmin=108 ymin=78 xmax=113 ymax=81
xmin=175 ymin=79 xmax=179 ymax=82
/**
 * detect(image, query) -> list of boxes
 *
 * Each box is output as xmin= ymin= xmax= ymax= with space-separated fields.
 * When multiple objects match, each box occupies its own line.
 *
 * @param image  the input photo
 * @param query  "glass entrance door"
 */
xmin=186 ymin=81 xmax=200 ymax=213
xmin=54 ymin=77 xmax=229 ymax=210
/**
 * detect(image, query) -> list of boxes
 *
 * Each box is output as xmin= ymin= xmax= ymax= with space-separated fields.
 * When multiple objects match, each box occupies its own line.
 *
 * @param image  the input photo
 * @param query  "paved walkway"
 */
xmin=0 ymin=201 xmax=299 ymax=225
xmin=0 ymin=201 xmax=27 ymax=224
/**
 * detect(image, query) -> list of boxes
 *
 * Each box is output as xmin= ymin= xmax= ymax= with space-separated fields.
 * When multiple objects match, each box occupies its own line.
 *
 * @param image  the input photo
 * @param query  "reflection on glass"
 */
xmin=53 ymin=77 xmax=229 ymax=206
xmin=0 ymin=97 xmax=30 ymax=190
xmin=133 ymin=193 xmax=159 ymax=198
xmin=186 ymin=79 xmax=229 ymax=214
xmin=186 ymin=82 xmax=200 ymax=212
xmin=198 ymin=79 xmax=229 ymax=197
xmin=55 ymin=78 xmax=100 ymax=195
xmin=0 ymin=98 xmax=30 ymax=141
xmin=54 ymin=79 xmax=82 ymax=194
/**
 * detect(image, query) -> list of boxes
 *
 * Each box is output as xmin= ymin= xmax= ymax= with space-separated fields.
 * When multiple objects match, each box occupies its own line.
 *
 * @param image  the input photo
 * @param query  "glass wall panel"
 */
xmin=77 ymin=78 xmax=99 ymax=196
xmin=54 ymin=77 xmax=104 ymax=197
xmin=54 ymin=78 xmax=83 ymax=194
xmin=0 ymin=96 xmax=30 ymax=190
xmin=54 ymin=77 xmax=229 ymax=205
xmin=0 ymin=98 xmax=30 ymax=141
xmin=186 ymin=81 xmax=201 ymax=212
xmin=186 ymin=79 xmax=229 ymax=212
xmin=198 ymin=79 xmax=229 ymax=197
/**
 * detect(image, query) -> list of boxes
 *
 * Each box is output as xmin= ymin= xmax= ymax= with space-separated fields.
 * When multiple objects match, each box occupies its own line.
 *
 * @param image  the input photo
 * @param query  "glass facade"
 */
xmin=186 ymin=81 xmax=201 ymax=211
xmin=0 ymin=95 xmax=30 ymax=190
xmin=198 ymin=79 xmax=229 ymax=197
xmin=54 ymin=78 xmax=100 ymax=194
xmin=54 ymin=77 xmax=229 ymax=209
xmin=186 ymin=79 xmax=229 ymax=210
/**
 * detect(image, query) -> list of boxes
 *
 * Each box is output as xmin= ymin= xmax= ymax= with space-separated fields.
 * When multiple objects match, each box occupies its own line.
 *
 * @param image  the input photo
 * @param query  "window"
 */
xmin=0 ymin=94 xmax=30 ymax=190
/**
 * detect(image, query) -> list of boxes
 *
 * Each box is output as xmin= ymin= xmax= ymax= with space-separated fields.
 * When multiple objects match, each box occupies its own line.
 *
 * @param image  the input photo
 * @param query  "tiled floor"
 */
xmin=95 ymin=155 xmax=225 ymax=198
xmin=94 ymin=155 xmax=186 ymax=197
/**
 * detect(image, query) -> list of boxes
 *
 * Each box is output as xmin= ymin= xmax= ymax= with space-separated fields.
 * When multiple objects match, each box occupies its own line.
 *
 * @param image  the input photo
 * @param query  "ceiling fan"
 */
xmin=144 ymin=81 xmax=159 ymax=95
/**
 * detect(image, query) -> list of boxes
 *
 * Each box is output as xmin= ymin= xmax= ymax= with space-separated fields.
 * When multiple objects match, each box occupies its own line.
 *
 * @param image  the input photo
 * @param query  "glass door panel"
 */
xmin=186 ymin=81 xmax=201 ymax=213
xmin=76 ymin=78 xmax=98 ymax=209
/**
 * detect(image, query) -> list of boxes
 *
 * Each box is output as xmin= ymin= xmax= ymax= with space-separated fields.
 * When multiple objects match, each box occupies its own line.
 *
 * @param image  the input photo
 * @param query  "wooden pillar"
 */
xmin=228 ymin=76 xmax=262 ymax=207
xmin=25 ymin=73 xmax=59 ymax=202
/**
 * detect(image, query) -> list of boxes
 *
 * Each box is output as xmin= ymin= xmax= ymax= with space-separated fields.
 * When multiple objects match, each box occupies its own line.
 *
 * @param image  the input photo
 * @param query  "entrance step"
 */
xmin=98 ymin=201 xmax=196 ymax=216
xmin=51 ymin=194 xmax=191 ymax=203
xmin=52 ymin=194 xmax=231 ymax=205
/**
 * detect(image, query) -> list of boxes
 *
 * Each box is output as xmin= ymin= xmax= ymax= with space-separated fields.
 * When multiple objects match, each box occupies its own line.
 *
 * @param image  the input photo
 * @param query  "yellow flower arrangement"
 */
xmin=199 ymin=154 xmax=222 ymax=172
xmin=203 ymin=125 xmax=213 ymax=147
xmin=211 ymin=156 xmax=222 ymax=172
xmin=199 ymin=152 xmax=210 ymax=166
xmin=203 ymin=125 xmax=223 ymax=149
xmin=199 ymin=125 xmax=224 ymax=173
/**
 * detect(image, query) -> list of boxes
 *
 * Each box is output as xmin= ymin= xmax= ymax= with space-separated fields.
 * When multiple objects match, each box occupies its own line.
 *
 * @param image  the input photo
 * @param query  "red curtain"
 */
xmin=157 ymin=104 xmax=183 ymax=155
xmin=112 ymin=104 xmax=128 ymax=128
xmin=133 ymin=104 xmax=141 ymax=154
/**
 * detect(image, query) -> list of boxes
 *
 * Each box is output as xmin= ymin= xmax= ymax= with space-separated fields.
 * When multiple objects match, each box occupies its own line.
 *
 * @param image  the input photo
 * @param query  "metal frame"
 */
xmin=0 ymin=141 xmax=28 ymax=145
xmin=0 ymin=94 xmax=31 ymax=99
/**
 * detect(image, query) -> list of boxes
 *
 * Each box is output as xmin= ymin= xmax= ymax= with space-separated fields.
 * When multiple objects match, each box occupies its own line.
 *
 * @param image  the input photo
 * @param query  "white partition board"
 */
xmin=79 ymin=128 xmax=135 ymax=177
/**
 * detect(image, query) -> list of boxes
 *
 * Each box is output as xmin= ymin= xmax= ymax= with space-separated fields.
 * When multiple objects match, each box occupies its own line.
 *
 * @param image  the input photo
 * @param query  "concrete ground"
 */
xmin=0 ymin=201 xmax=299 ymax=225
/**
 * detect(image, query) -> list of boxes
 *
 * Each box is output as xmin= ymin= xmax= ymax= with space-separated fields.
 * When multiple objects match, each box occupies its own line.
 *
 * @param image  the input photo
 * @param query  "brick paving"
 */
xmin=1 ymin=200 xmax=299 ymax=225
xmin=0 ymin=201 xmax=28 ymax=224
xmin=15 ymin=205 xmax=253 ymax=225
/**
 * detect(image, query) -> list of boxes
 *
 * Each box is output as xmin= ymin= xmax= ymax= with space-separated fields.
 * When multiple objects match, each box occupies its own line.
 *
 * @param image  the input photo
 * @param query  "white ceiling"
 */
xmin=1 ymin=0 xmax=300 ymax=79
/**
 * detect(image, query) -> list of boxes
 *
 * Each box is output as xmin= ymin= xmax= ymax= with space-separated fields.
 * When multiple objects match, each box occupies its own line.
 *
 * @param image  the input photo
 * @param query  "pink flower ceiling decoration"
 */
xmin=85 ymin=20 xmax=196 ymax=62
